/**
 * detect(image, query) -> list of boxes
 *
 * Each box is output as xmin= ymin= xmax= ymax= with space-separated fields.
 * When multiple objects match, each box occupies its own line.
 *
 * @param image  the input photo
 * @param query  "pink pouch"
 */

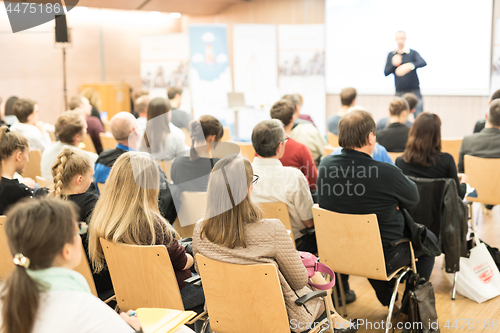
xmin=299 ymin=251 xmax=336 ymax=290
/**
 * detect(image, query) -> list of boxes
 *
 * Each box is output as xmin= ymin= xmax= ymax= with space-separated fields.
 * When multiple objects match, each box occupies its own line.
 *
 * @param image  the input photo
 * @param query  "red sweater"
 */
xmin=280 ymin=137 xmax=318 ymax=190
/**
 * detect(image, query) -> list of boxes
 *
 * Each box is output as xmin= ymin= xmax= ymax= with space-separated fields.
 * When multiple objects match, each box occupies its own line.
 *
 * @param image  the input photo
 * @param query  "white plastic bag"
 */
xmin=444 ymin=242 xmax=500 ymax=303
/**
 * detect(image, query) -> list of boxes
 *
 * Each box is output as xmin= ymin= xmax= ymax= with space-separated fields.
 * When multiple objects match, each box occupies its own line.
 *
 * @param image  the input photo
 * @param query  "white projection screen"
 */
xmin=325 ymin=0 xmax=493 ymax=96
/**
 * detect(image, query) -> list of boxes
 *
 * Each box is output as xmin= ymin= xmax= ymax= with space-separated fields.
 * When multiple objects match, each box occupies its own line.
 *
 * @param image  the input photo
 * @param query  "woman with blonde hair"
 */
xmin=88 ymin=152 xmax=205 ymax=314
xmin=82 ymin=87 xmax=103 ymax=123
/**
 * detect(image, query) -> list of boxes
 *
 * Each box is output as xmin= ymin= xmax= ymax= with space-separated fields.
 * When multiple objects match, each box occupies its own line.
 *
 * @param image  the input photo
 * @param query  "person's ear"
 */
xmin=368 ymin=132 xmax=376 ymax=145
xmin=60 ymin=243 xmax=73 ymax=262
xmin=15 ymin=150 xmax=22 ymax=162
xmin=75 ymin=175 xmax=83 ymax=186
xmin=410 ymin=108 xmax=416 ymax=114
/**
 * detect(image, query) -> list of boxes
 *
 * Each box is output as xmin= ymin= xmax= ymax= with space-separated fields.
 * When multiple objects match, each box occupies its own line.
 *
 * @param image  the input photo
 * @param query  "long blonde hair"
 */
xmin=49 ymin=147 xmax=92 ymax=198
xmin=88 ymin=152 xmax=175 ymax=272
xmin=201 ymin=155 xmax=262 ymax=249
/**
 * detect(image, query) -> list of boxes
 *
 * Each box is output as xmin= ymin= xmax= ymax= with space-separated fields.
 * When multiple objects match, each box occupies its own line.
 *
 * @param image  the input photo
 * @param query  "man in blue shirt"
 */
xmin=384 ymin=31 xmax=426 ymax=119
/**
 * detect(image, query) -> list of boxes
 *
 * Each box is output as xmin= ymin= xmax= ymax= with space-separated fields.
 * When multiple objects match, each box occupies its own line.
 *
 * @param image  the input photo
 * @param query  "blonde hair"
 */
xmin=201 ymin=155 xmax=262 ymax=249
xmin=81 ymin=87 xmax=102 ymax=111
xmin=49 ymin=147 xmax=92 ymax=198
xmin=88 ymin=152 xmax=176 ymax=272
xmin=0 ymin=126 xmax=29 ymax=185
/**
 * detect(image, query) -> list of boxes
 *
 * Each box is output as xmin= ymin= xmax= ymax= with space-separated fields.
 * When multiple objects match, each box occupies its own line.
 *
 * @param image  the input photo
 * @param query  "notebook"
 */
xmin=136 ymin=308 xmax=197 ymax=333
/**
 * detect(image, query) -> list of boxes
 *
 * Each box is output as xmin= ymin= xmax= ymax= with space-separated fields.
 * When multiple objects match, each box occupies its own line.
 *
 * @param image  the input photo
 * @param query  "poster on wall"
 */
xmin=140 ymin=34 xmax=191 ymax=110
xmin=278 ymin=24 xmax=326 ymax=135
xmin=188 ymin=25 xmax=232 ymax=120
xmin=233 ymin=24 xmax=279 ymax=108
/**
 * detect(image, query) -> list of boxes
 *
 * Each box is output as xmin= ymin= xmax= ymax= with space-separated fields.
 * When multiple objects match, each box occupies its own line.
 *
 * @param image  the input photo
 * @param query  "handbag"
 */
xmin=299 ymin=251 xmax=335 ymax=290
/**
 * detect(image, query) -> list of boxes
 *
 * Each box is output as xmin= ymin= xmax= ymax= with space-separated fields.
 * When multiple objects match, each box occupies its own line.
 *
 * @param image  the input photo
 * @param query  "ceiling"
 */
xmin=6 ymin=0 xmax=250 ymax=16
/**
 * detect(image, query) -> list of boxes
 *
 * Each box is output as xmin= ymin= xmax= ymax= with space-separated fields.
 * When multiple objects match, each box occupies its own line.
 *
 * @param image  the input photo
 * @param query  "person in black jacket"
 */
xmin=376 ymin=97 xmax=411 ymax=152
xmin=396 ymin=113 xmax=467 ymax=199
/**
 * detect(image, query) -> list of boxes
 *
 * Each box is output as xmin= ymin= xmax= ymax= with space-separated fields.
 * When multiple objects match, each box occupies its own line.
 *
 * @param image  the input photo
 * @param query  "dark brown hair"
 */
xmin=488 ymin=99 xmax=500 ymax=127
xmin=340 ymin=87 xmax=357 ymax=106
xmin=270 ymin=99 xmax=295 ymax=127
xmin=338 ymin=110 xmax=376 ymax=149
xmin=188 ymin=115 xmax=223 ymax=160
xmin=167 ymin=87 xmax=183 ymax=100
xmin=490 ymin=89 xmax=500 ymax=102
xmin=1 ymin=198 xmax=78 ymax=333
xmin=143 ymin=97 xmax=171 ymax=153
xmin=55 ymin=111 xmax=86 ymax=144
xmin=389 ymin=98 xmax=409 ymax=116
xmin=402 ymin=93 xmax=419 ymax=111
xmin=402 ymin=113 xmax=442 ymax=167
xmin=12 ymin=99 xmax=36 ymax=123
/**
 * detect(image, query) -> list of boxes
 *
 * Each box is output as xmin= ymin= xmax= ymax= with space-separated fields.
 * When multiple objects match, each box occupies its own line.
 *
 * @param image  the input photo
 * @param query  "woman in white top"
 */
xmin=139 ymin=97 xmax=187 ymax=161
xmin=0 ymin=198 xmax=141 ymax=333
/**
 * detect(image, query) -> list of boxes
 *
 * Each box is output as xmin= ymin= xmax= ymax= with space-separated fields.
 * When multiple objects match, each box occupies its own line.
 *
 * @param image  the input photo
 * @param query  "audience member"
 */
xmin=317 ymin=110 xmax=436 ymax=312
xmin=139 ymin=97 xmax=187 ymax=161
xmin=69 ymin=95 xmax=105 ymax=154
xmin=270 ymin=99 xmax=318 ymax=191
xmin=327 ymin=87 xmax=357 ymax=135
xmin=376 ymin=98 xmax=411 ymax=152
xmin=251 ymin=120 xmax=316 ymax=253
xmin=135 ymin=95 xmax=151 ymax=134
xmin=132 ymin=89 xmax=149 ymax=119
xmin=0 ymin=126 xmax=33 ymax=215
xmin=82 ymin=87 xmax=104 ymax=124
xmin=89 ymin=152 xmax=205 ymax=314
xmin=331 ymin=143 xmax=394 ymax=165
xmin=1 ymin=198 xmax=141 ymax=333
xmin=377 ymin=92 xmax=418 ymax=129
xmin=473 ymin=89 xmax=500 ymax=133
xmin=10 ymin=99 xmax=52 ymax=152
xmin=3 ymin=96 xmax=19 ymax=126
xmin=94 ymin=112 xmax=176 ymax=222
xmin=282 ymin=94 xmax=327 ymax=165
xmin=168 ymin=87 xmax=192 ymax=129
xmin=396 ymin=113 xmax=467 ymax=198
xmin=41 ymin=110 xmax=98 ymax=179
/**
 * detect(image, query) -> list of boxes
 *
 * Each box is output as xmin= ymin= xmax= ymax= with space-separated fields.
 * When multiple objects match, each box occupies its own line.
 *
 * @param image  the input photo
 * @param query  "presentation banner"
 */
xmin=233 ymin=24 xmax=279 ymax=108
xmin=188 ymin=25 xmax=232 ymax=119
xmin=278 ymin=24 xmax=326 ymax=135
xmin=140 ymin=34 xmax=191 ymax=109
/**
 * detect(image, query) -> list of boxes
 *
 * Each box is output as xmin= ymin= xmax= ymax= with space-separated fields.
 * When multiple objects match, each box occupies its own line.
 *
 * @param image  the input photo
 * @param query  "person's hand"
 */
xmin=392 ymin=54 xmax=403 ymax=67
xmin=458 ymin=173 xmax=468 ymax=184
xmin=120 ymin=311 xmax=142 ymax=331
xmin=35 ymin=121 xmax=47 ymax=133
xmin=20 ymin=177 xmax=36 ymax=190
xmin=395 ymin=63 xmax=414 ymax=76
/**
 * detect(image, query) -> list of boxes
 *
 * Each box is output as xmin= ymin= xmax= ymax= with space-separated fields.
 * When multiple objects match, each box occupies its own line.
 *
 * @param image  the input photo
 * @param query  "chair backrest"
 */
xmin=174 ymin=191 xmax=207 ymax=238
xmin=156 ymin=160 xmax=173 ymax=183
xmin=79 ymin=134 xmax=97 ymax=154
xmin=99 ymin=133 xmax=117 ymax=151
xmin=100 ymin=238 xmax=184 ymax=311
xmin=36 ymin=176 xmax=54 ymax=190
xmin=388 ymin=152 xmax=403 ymax=162
xmin=327 ymin=132 xmax=339 ymax=147
xmin=312 ymin=206 xmax=390 ymax=280
xmin=73 ymin=246 xmax=98 ymax=297
xmin=196 ymin=254 xmax=290 ymax=333
xmin=221 ymin=127 xmax=232 ymax=142
xmin=235 ymin=142 xmax=255 ymax=162
xmin=258 ymin=202 xmax=295 ymax=246
xmin=441 ymin=138 xmax=462 ymax=166
xmin=48 ymin=131 xmax=56 ymax=142
xmin=0 ymin=216 xmax=14 ymax=280
xmin=23 ymin=149 xmax=42 ymax=179
xmin=465 ymin=155 xmax=500 ymax=205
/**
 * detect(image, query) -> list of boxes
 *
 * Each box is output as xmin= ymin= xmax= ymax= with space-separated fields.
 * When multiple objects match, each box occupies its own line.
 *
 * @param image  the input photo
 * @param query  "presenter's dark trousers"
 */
xmin=397 ymin=88 xmax=423 ymax=119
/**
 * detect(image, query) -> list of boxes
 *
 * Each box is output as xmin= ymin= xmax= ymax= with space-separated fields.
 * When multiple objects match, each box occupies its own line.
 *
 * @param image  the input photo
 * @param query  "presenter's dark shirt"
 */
xmin=317 ymin=149 xmax=419 ymax=247
xmin=384 ymin=49 xmax=427 ymax=92
xmin=376 ymin=122 xmax=410 ymax=152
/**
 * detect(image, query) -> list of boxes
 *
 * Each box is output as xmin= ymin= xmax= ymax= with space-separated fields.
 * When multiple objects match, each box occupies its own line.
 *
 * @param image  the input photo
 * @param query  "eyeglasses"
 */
xmin=251 ymin=174 xmax=260 ymax=185
xmin=77 ymin=222 xmax=88 ymax=235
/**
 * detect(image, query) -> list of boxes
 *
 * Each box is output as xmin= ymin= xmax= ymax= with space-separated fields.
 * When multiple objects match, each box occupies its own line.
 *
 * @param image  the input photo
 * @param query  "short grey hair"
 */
xmin=251 ymin=119 xmax=286 ymax=158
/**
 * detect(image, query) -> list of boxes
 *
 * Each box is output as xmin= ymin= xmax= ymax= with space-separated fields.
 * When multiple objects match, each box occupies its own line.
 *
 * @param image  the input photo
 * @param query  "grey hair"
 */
xmin=251 ymin=119 xmax=286 ymax=158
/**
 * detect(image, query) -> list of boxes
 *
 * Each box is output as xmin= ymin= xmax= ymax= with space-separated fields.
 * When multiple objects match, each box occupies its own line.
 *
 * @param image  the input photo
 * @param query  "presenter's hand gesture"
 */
xmin=395 ymin=63 xmax=414 ymax=76
xmin=392 ymin=54 xmax=403 ymax=67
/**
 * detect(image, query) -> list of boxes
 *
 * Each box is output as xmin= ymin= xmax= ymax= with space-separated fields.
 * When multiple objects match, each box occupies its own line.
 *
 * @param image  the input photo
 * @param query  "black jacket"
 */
xmin=406 ymin=176 xmax=469 ymax=273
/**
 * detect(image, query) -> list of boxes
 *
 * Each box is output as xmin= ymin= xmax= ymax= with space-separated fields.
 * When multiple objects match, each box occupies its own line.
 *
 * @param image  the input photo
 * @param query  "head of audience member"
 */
xmin=388 ymin=97 xmax=410 ymax=124
xmin=69 ymin=95 xmax=92 ymax=118
xmin=4 ymin=96 xmax=19 ymax=117
xmin=12 ymin=99 xmax=39 ymax=125
xmin=110 ymin=112 xmax=140 ymax=150
xmin=188 ymin=115 xmax=223 ymax=160
xmin=338 ymin=110 xmax=377 ymax=156
xmin=0 ymin=126 xmax=30 ymax=178
xmin=89 ymin=152 xmax=176 ymax=272
xmin=201 ymin=155 xmax=262 ymax=249
xmin=340 ymin=87 xmax=357 ymax=110
xmin=167 ymin=87 xmax=183 ymax=109
xmin=50 ymin=147 xmax=93 ymax=199
xmin=395 ymin=30 xmax=406 ymax=49
xmin=402 ymin=113 xmax=442 ymax=167
xmin=134 ymin=89 xmax=149 ymax=101
xmin=135 ymin=95 xmax=150 ymax=119
xmin=82 ymin=88 xmax=102 ymax=112
xmin=486 ymin=99 xmax=500 ymax=129
xmin=55 ymin=110 xmax=88 ymax=146
xmin=282 ymin=94 xmax=302 ymax=115
xmin=2 ymin=198 xmax=81 ymax=333
xmin=402 ymin=93 xmax=418 ymax=115
xmin=252 ymin=119 xmax=287 ymax=160
xmin=270 ymin=99 xmax=296 ymax=133
xmin=143 ymin=97 xmax=171 ymax=153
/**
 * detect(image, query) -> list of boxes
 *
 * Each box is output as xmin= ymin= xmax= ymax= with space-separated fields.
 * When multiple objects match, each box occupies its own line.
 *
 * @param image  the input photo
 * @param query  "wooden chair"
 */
xmin=221 ymin=127 xmax=232 ymax=142
xmin=48 ymin=131 xmax=56 ymax=142
xmin=327 ymin=132 xmax=339 ymax=147
xmin=173 ymin=191 xmax=207 ymax=239
xmin=36 ymin=176 xmax=54 ymax=191
xmin=441 ymin=138 xmax=462 ymax=166
xmin=465 ymin=155 xmax=500 ymax=205
xmin=196 ymin=254 xmax=332 ymax=333
xmin=99 ymin=133 xmax=117 ymax=151
xmin=258 ymin=202 xmax=296 ymax=247
xmin=23 ymin=149 xmax=42 ymax=179
xmin=234 ymin=142 xmax=255 ymax=162
xmin=312 ymin=206 xmax=415 ymax=331
xmin=387 ymin=152 xmax=403 ymax=163
xmin=79 ymin=134 xmax=97 ymax=154
xmin=100 ymin=239 xmax=204 ymax=324
xmin=0 ymin=216 xmax=14 ymax=280
xmin=73 ymin=246 xmax=99 ymax=297
xmin=324 ymin=145 xmax=335 ymax=156
xmin=156 ymin=160 xmax=173 ymax=183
